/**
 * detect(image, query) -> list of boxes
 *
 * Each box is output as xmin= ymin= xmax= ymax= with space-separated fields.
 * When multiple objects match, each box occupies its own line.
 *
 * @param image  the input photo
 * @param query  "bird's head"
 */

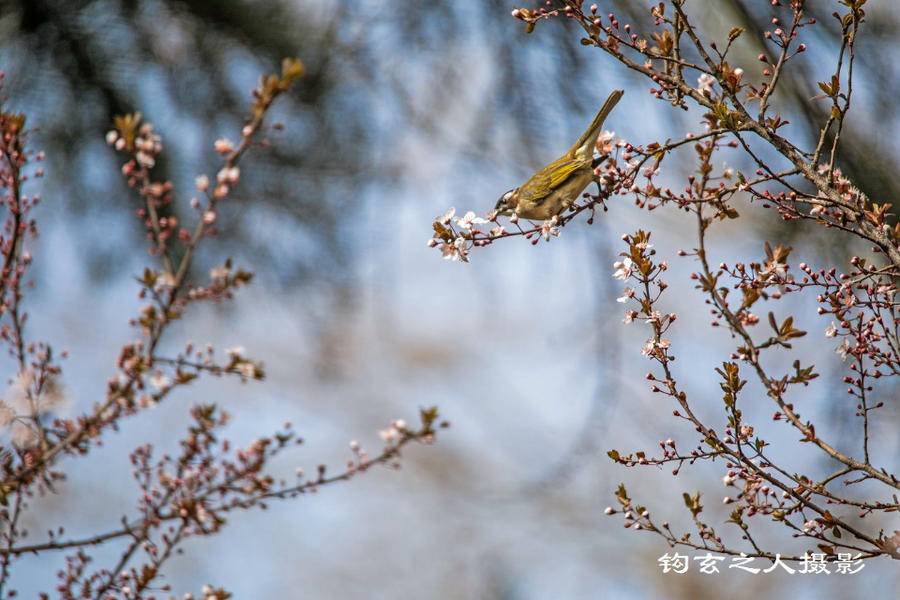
xmin=494 ymin=188 xmax=518 ymax=216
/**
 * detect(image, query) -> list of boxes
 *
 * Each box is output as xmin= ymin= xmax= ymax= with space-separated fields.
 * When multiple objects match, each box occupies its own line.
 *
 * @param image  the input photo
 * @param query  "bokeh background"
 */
xmin=0 ymin=0 xmax=898 ymax=597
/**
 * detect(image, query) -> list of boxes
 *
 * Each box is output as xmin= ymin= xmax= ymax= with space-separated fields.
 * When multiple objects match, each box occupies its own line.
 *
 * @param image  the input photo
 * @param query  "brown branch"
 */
xmin=3 ymin=430 xmax=430 ymax=557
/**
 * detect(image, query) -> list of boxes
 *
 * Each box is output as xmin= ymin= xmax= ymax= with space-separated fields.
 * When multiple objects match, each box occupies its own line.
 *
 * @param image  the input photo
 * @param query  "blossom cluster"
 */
xmin=438 ymin=0 xmax=899 ymax=565
xmin=0 ymin=59 xmax=443 ymax=597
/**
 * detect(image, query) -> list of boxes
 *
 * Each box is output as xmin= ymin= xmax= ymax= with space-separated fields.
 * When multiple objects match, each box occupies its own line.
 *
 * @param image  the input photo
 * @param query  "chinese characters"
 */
xmin=658 ymin=552 xmax=865 ymax=575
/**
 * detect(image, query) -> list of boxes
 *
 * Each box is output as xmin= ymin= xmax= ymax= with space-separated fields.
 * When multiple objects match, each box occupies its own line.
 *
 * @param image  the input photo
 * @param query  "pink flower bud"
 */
xmin=214 ymin=138 xmax=234 ymax=155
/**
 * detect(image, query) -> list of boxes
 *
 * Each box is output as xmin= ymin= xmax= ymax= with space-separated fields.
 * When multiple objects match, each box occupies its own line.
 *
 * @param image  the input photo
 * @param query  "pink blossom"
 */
xmin=456 ymin=211 xmax=487 ymax=230
xmin=613 ymin=257 xmax=634 ymax=280
xmin=214 ymin=138 xmax=235 ymax=154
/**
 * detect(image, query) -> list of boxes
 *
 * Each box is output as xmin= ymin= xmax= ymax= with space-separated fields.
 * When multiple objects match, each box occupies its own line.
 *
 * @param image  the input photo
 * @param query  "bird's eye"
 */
xmin=495 ymin=189 xmax=515 ymax=208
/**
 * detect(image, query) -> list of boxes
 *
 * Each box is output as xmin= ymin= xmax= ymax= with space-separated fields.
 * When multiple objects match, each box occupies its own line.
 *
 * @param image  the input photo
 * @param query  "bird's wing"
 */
xmin=518 ymin=156 xmax=586 ymax=205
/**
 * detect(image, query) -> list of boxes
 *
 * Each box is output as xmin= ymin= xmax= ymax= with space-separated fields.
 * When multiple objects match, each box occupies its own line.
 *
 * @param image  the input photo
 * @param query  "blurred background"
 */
xmin=0 ymin=0 xmax=898 ymax=597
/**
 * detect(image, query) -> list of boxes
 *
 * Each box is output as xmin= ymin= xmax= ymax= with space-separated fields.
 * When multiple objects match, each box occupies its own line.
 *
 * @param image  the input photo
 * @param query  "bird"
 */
xmin=494 ymin=89 xmax=624 ymax=221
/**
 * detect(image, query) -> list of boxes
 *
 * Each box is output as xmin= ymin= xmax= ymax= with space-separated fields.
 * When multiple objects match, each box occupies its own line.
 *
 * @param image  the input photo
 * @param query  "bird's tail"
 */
xmin=572 ymin=89 xmax=624 ymax=155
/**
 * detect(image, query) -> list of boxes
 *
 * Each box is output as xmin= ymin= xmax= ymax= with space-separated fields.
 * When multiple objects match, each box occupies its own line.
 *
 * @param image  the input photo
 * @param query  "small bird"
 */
xmin=495 ymin=90 xmax=624 ymax=221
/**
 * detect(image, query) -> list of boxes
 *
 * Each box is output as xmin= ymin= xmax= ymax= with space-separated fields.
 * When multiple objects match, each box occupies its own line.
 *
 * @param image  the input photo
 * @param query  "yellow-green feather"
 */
xmin=516 ymin=90 xmax=624 ymax=210
xmin=518 ymin=156 xmax=586 ymax=206
xmin=570 ymin=89 xmax=624 ymax=155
